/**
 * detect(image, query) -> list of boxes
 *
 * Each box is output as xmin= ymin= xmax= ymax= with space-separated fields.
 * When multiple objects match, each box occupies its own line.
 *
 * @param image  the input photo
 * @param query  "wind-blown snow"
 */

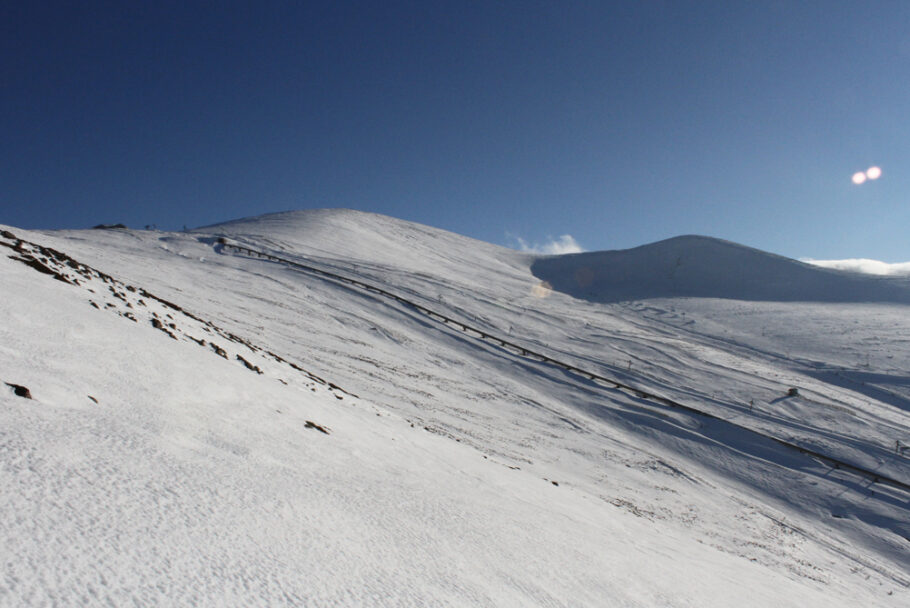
xmin=510 ymin=233 xmax=585 ymax=255
xmin=803 ymin=258 xmax=910 ymax=277
xmin=1 ymin=212 xmax=908 ymax=606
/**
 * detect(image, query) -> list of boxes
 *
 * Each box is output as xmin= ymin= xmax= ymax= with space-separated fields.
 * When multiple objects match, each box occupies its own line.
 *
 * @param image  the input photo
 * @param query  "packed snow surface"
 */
xmin=1 ymin=209 xmax=908 ymax=606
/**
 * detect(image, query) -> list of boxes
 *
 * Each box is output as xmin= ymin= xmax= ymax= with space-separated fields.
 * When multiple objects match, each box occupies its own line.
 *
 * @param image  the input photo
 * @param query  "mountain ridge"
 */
xmin=532 ymin=232 xmax=910 ymax=303
xmin=201 ymin=209 xmax=910 ymax=304
xmin=1 ymin=211 xmax=908 ymax=605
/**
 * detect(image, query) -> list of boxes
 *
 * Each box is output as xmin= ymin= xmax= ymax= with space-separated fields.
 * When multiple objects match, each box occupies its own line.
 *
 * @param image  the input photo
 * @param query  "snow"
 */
xmin=1 ymin=211 xmax=908 ymax=606
xmin=531 ymin=235 xmax=910 ymax=303
xmin=803 ymin=258 xmax=910 ymax=277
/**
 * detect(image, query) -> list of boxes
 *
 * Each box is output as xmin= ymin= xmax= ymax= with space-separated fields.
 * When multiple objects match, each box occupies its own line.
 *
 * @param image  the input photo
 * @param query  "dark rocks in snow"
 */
xmin=4 ymin=232 xmax=370 ymax=415
xmin=209 ymin=342 xmax=228 ymax=358
xmin=149 ymin=318 xmax=176 ymax=339
xmin=787 ymin=387 xmax=800 ymax=397
xmin=13 ymin=255 xmax=72 ymax=284
xmin=5 ymin=383 xmax=32 ymax=399
xmin=0 ymin=237 xmax=96 ymax=287
xmin=328 ymin=381 xmax=358 ymax=399
xmin=92 ymin=223 xmax=128 ymax=230
xmin=236 ymin=354 xmax=263 ymax=374
xmin=224 ymin=331 xmax=257 ymax=351
xmin=305 ymin=420 xmax=330 ymax=435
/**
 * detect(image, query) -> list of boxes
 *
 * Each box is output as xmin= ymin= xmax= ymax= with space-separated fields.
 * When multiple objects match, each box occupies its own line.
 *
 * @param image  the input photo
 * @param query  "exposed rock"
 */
xmin=236 ymin=354 xmax=263 ymax=374
xmin=209 ymin=342 xmax=228 ymax=358
xmin=305 ymin=420 xmax=330 ymax=435
xmin=5 ymin=383 xmax=32 ymax=399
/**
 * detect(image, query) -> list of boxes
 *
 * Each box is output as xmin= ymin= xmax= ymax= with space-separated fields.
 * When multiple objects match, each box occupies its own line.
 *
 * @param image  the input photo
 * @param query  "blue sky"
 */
xmin=2 ymin=1 xmax=908 ymax=261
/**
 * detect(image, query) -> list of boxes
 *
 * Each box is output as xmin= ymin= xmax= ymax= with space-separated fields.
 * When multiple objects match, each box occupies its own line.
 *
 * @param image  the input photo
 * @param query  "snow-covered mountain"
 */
xmin=532 ymin=234 xmax=910 ymax=303
xmin=2 ymin=209 xmax=908 ymax=606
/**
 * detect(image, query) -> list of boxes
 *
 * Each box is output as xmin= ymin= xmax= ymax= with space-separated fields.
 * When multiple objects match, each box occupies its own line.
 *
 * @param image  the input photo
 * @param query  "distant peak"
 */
xmin=638 ymin=234 xmax=754 ymax=250
xmin=531 ymin=233 xmax=910 ymax=304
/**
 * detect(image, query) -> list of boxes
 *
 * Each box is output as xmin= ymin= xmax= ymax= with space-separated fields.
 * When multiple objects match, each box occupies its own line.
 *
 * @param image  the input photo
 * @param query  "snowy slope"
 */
xmin=531 ymin=234 xmax=910 ymax=303
xmin=1 ymin=211 xmax=908 ymax=606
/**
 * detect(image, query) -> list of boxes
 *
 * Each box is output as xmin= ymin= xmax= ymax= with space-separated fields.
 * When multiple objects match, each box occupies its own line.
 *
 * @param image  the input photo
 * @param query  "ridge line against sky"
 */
xmin=1 ymin=1 xmax=908 ymax=261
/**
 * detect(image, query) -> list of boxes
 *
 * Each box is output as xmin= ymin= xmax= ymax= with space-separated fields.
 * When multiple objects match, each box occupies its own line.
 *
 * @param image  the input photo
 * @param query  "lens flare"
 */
xmin=866 ymin=166 xmax=882 ymax=180
xmin=852 ymin=172 xmax=867 ymax=185
xmin=531 ymin=281 xmax=553 ymax=299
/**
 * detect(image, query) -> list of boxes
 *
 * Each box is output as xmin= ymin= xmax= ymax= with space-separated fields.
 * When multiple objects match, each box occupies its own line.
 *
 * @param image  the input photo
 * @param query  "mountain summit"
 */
xmin=532 ymin=234 xmax=910 ymax=303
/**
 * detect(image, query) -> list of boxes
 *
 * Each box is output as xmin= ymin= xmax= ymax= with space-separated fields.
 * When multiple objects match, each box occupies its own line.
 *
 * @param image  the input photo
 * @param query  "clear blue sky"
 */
xmin=2 ymin=1 xmax=908 ymax=260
